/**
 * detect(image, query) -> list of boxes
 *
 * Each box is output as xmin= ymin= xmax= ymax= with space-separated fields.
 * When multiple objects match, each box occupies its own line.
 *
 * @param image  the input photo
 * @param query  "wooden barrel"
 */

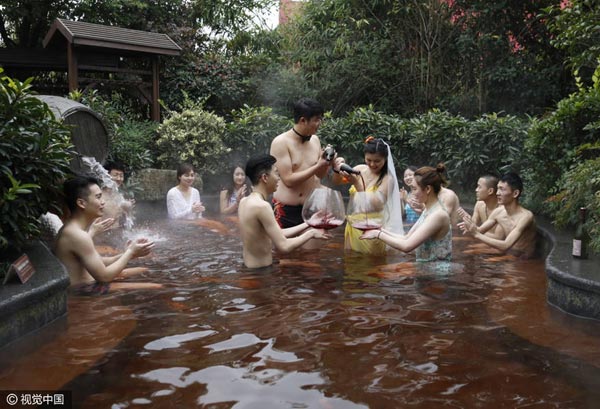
xmin=36 ymin=95 xmax=108 ymax=172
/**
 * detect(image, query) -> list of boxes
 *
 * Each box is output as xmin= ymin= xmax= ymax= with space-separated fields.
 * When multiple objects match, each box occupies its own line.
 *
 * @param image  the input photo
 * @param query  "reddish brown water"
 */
xmin=1 ymin=219 xmax=600 ymax=408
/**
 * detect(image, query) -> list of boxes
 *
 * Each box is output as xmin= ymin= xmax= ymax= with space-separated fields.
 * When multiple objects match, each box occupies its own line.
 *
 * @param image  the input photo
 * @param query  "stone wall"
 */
xmin=130 ymin=168 xmax=203 ymax=201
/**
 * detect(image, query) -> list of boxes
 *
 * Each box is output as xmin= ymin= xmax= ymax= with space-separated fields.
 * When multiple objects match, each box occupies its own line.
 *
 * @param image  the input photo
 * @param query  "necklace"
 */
xmin=292 ymin=127 xmax=312 ymax=143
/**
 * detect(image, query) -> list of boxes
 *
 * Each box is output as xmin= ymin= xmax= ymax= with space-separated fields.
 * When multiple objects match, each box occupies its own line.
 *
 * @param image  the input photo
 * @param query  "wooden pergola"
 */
xmin=0 ymin=19 xmax=182 ymax=121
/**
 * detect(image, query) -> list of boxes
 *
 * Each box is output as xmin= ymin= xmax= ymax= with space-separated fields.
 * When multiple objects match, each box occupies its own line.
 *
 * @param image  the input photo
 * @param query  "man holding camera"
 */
xmin=270 ymin=98 xmax=344 ymax=228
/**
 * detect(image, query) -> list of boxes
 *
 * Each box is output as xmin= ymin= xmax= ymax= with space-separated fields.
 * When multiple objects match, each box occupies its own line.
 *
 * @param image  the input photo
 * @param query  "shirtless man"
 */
xmin=54 ymin=176 xmax=159 ymax=295
xmin=238 ymin=154 xmax=330 ymax=269
xmin=458 ymin=174 xmax=503 ymax=238
xmin=103 ymin=161 xmax=135 ymax=227
xmin=270 ymin=98 xmax=343 ymax=228
xmin=458 ymin=172 xmax=537 ymax=258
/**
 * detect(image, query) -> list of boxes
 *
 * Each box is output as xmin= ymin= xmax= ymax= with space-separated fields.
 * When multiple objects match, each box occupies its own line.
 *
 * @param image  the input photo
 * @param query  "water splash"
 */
xmin=123 ymin=228 xmax=166 ymax=243
xmin=81 ymin=156 xmax=117 ymax=190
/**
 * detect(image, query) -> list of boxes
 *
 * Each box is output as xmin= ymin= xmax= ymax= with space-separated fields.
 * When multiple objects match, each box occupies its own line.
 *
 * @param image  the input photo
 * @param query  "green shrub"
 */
xmin=522 ymin=86 xmax=600 ymax=212
xmin=406 ymin=109 xmax=468 ymax=173
xmin=546 ymin=155 xmax=600 ymax=253
xmin=0 ymin=69 xmax=73 ymax=254
xmin=319 ymin=107 xmax=527 ymax=194
xmin=109 ymin=119 xmax=157 ymax=171
xmin=223 ymin=105 xmax=290 ymax=163
xmin=319 ymin=106 xmax=410 ymax=170
xmin=155 ymin=104 xmax=229 ymax=175
xmin=406 ymin=110 xmax=527 ymax=193
xmin=197 ymin=105 xmax=290 ymax=193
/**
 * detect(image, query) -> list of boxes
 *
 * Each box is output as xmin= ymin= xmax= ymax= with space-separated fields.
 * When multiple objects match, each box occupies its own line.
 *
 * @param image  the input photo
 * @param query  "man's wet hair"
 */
xmin=64 ymin=175 xmax=100 ymax=213
xmin=500 ymin=172 xmax=524 ymax=197
xmin=245 ymin=154 xmax=277 ymax=185
xmin=293 ymin=98 xmax=324 ymax=124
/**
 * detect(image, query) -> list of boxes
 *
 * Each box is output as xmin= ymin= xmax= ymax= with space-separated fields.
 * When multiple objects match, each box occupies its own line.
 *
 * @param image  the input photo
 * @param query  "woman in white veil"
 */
xmin=381 ymin=139 xmax=404 ymax=237
xmin=337 ymin=136 xmax=403 ymax=254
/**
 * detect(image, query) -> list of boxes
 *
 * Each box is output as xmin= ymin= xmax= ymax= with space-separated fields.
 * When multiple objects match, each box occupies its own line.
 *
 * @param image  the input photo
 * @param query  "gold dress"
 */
xmin=344 ymin=185 xmax=386 ymax=255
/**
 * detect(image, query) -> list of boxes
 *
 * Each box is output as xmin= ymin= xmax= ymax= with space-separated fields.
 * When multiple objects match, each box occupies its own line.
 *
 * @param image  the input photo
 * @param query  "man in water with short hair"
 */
xmin=458 ymin=174 xmax=503 ymax=238
xmin=238 ymin=154 xmax=330 ymax=269
xmin=54 ymin=175 xmax=159 ymax=295
xmin=103 ymin=161 xmax=135 ymax=227
xmin=458 ymin=172 xmax=537 ymax=258
xmin=270 ymin=98 xmax=344 ymax=229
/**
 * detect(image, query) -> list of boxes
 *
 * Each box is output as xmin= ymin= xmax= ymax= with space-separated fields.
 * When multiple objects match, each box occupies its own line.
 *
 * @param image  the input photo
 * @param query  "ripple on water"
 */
xmin=206 ymin=333 xmax=264 ymax=352
xmin=144 ymin=330 xmax=217 ymax=351
xmin=6 ymin=219 xmax=599 ymax=408
xmin=216 ymin=297 xmax=256 ymax=315
xmin=135 ymin=365 xmax=368 ymax=408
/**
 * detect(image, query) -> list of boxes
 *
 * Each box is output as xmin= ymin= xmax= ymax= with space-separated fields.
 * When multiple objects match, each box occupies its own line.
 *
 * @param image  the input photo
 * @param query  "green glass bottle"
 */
xmin=572 ymin=207 xmax=590 ymax=259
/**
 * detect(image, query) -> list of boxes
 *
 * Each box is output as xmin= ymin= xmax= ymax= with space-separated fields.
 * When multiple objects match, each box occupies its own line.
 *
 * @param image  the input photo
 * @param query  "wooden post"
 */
xmin=151 ymin=56 xmax=160 ymax=122
xmin=67 ymin=43 xmax=78 ymax=91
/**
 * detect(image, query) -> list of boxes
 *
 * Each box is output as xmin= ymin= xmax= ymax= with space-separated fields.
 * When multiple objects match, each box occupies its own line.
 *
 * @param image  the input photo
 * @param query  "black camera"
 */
xmin=323 ymin=145 xmax=336 ymax=161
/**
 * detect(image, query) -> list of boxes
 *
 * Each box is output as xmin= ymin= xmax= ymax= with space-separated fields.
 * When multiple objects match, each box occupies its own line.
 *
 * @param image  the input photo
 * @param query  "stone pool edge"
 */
xmin=0 ymin=241 xmax=69 ymax=349
xmin=538 ymin=218 xmax=600 ymax=321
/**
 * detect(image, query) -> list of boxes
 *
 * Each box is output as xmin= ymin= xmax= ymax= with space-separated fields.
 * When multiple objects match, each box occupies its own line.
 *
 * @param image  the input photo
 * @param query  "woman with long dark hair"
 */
xmin=220 ymin=164 xmax=250 ymax=215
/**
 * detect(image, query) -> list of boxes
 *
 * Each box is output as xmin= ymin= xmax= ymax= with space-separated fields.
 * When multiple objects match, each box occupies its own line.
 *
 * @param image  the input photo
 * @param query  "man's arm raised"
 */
xmin=282 ymin=222 xmax=310 ymax=238
xmin=73 ymin=231 xmax=154 ymax=282
xmin=459 ymin=206 xmax=500 ymax=236
xmin=469 ymin=211 xmax=533 ymax=252
xmin=361 ymin=210 xmax=447 ymax=253
xmin=257 ymin=203 xmax=328 ymax=252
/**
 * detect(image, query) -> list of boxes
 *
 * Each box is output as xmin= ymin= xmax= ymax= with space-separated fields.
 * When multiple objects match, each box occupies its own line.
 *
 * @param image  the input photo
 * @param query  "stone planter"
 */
xmin=0 ymin=241 xmax=69 ymax=349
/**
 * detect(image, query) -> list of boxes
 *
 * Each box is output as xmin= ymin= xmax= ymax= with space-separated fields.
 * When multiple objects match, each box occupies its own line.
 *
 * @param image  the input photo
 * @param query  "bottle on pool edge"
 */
xmin=572 ymin=207 xmax=590 ymax=259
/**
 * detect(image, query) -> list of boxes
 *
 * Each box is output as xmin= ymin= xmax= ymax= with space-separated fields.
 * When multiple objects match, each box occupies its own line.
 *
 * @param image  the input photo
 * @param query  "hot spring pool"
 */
xmin=1 ymin=215 xmax=600 ymax=408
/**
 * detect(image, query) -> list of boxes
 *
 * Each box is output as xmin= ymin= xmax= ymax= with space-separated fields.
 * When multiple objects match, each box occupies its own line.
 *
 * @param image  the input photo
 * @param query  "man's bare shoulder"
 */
xmin=56 ymin=222 xmax=91 ymax=250
xmin=57 ymin=221 xmax=80 ymax=238
xmin=518 ymin=207 xmax=535 ymax=224
xmin=474 ymin=201 xmax=486 ymax=212
xmin=271 ymin=130 xmax=292 ymax=148
xmin=488 ymin=205 xmax=506 ymax=218
xmin=240 ymin=195 xmax=271 ymax=213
